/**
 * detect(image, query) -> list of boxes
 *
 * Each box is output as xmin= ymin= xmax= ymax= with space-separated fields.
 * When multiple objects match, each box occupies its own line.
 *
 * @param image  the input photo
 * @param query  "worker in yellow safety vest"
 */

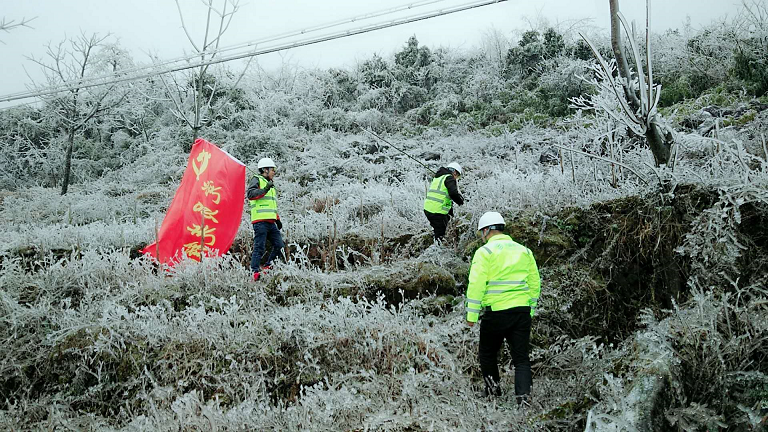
xmin=247 ymin=157 xmax=284 ymax=281
xmin=465 ymin=211 xmax=541 ymax=404
xmin=423 ymin=162 xmax=464 ymax=241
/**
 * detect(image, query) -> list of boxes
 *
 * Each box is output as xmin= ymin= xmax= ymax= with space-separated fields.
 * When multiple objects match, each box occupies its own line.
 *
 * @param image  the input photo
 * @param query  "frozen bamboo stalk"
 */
xmin=619 ymin=142 xmax=624 ymax=181
xmin=552 ymin=143 xmax=648 ymax=185
xmin=716 ymin=119 xmax=723 ymax=173
xmin=515 ymin=146 xmax=519 ymax=170
xmin=154 ymin=217 xmax=160 ymax=264
xmin=735 ymin=140 xmax=749 ymax=183
xmin=570 ymin=143 xmax=576 ymax=183
xmin=332 ymin=220 xmax=338 ymax=271
xmin=380 ymin=215 xmax=385 ymax=263
xmin=610 ymin=141 xmax=617 ymax=188
xmin=326 ymin=222 xmax=332 ymax=271
xmin=200 ymin=210 xmax=206 ymax=261
xmin=715 ymin=119 xmax=721 ymax=155
xmin=608 ymin=130 xmax=617 ymax=187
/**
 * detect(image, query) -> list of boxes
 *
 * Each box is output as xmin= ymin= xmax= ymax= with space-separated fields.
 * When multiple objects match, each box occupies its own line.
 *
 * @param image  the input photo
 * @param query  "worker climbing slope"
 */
xmin=465 ymin=211 xmax=541 ymax=405
xmin=423 ymin=162 xmax=464 ymax=242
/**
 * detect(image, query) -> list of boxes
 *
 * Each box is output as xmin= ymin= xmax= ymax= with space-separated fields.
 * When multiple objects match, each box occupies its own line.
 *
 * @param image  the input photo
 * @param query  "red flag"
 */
xmin=142 ymin=138 xmax=245 ymax=266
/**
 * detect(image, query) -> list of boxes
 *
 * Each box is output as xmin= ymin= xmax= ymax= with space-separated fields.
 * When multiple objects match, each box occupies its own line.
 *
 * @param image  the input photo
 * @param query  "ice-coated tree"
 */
xmin=577 ymin=0 xmax=675 ymax=167
xmin=28 ymin=33 xmax=129 ymax=195
xmin=731 ymin=0 xmax=768 ymax=95
xmin=505 ymin=30 xmax=544 ymax=77
xmin=480 ymin=27 xmax=511 ymax=76
xmin=505 ymin=28 xmax=566 ymax=79
xmin=160 ymin=0 xmax=251 ymax=152
xmin=359 ymin=53 xmax=394 ymax=90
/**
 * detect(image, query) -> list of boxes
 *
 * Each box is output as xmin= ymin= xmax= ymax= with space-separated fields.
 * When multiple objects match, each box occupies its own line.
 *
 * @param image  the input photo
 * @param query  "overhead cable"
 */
xmin=0 ymin=0 xmax=508 ymax=105
xmin=4 ymin=0 xmax=452 ymax=103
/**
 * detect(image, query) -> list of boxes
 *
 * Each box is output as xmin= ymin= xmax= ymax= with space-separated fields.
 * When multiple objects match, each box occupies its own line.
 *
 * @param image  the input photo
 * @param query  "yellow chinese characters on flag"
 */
xmin=142 ymin=138 xmax=245 ymax=265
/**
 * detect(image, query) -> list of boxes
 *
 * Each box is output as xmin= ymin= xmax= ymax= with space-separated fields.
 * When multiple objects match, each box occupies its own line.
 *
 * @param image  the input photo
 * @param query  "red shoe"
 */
xmin=252 ymin=271 xmax=261 ymax=281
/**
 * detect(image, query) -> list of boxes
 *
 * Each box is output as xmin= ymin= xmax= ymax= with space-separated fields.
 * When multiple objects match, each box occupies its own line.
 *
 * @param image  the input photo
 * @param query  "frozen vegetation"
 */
xmin=1 ymin=2 xmax=768 ymax=430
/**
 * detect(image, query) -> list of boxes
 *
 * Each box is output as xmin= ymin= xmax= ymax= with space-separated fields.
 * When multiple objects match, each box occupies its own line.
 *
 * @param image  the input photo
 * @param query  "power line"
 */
xmin=0 ymin=0 xmax=461 ymax=102
xmin=354 ymin=122 xmax=437 ymax=175
xmin=3 ymin=0 xmax=453 ymax=103
xmin=0 ymin=0 xmax=508 ymax=105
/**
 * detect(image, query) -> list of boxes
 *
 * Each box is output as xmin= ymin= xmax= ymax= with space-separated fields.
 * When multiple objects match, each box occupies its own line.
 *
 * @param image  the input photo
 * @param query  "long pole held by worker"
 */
xmin=353 ymin=122 xmax=436 ymax=175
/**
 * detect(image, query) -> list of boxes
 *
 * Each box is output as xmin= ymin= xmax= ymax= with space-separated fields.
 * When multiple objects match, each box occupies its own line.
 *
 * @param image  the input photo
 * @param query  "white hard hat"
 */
xmin=446 ymin=162 xmax=462 ymax=175
xmin=478 ymin=211 xmax=505 ymax=231
xmin=257 ymin=157 xmax=276 ymax=169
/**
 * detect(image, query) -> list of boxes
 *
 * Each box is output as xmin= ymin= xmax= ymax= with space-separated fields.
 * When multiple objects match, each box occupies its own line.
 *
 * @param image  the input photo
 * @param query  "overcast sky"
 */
xmin=0 ymin=0 xmax=743 ymax=106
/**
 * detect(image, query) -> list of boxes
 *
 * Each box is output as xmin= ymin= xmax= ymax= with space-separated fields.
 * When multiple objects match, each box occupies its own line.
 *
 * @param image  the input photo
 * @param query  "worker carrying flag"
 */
xmin=247 ymin=157 xmax=285 ymax=281
xmin=142 ymin=138 xmax=245 ymax=266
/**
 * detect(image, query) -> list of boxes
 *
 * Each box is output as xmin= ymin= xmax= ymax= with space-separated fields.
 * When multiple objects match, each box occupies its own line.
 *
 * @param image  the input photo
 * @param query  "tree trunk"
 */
xmin=185 ymin=67 xmax=205 ymax=154
xmin=609 ymin=0 xmax=641 ymax=111
xmin=647 ymin=118 xmax=673 ymax=166
xmin=609 ymin=0 xmax=673 ymax=167
xmin=60 ymin=127 xmax=75 ymax=195
xmin=185 ymin=126 xmax=199 ymax=154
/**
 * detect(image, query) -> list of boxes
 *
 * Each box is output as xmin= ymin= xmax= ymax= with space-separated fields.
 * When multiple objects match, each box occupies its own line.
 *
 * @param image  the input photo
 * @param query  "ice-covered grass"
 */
xmin=0 ymin=245 xmax=621 ymax=431
xmin=2 ymin=104 xmax=768 ymax=430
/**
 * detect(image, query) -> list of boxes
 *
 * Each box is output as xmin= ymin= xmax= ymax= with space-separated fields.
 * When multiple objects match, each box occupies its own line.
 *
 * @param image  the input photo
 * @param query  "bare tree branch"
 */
xmin=167 ymin=0 xmax=248 ymax=150
xmin=550 ymin=142 xmax=649 ymax=185
xmin=617 ymin=12 xmax=648 ymax=112
xmin=174 ymin=0 xmax=202 ymax=52
xmin=645 ymin=0 xmax=654 ymax=114
xmin=0 ymin=16 xmax=36 ymax=44
xmin=28 ymin=33 xmax=127 ymax=194
xmin=157 ymin=71 xmax=194 ymax=128
xmin=573 ymin=42 xmax=642 ymax=126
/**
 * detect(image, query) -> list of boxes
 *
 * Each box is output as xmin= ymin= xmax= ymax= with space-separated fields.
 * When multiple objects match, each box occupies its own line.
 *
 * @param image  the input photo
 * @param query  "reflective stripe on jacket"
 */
xmin=465 ymin=234 xmax=541 ymax=322
xmin=249 ymin=175 xmax=278 ymax=222
xmin=423 ymin=175 xmax=452 ymax=214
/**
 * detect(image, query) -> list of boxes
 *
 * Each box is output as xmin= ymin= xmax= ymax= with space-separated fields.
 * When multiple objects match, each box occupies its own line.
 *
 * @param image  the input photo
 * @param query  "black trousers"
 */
xmin=478 ymin=306 xmax=532 ymax=397
xmin=424 ymin=210 xmax=450 ymax=240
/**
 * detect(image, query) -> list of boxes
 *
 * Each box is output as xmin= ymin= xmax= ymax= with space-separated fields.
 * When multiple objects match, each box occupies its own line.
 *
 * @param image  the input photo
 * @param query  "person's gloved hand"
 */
xmin=276 ymin=219 xmax=283 ymax=230
xmin=530 ymin=307 xmax=535 ymax=318
xmin=264 ymin=180 xmax=274 ymax=191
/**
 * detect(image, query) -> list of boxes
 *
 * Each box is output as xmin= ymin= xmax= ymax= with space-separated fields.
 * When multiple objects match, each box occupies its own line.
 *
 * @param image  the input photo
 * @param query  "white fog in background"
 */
xmin=0 ymin=0 xmax=741 ymax=101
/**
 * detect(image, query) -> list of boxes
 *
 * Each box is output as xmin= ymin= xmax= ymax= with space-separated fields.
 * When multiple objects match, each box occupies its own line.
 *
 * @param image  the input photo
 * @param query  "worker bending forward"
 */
xmin=465 ymin=212 xmax=541 ymax=404
xmin=423 ymin=162 xmax=464 ymax=241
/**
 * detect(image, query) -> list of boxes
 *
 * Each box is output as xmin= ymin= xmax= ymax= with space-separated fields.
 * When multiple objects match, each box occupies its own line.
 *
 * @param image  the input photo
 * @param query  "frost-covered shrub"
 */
xmin=3 ymin=12 xmax=768 ymax=430
xmin=350 ymin=109 xmax=398 ymax=133
xmin=357 ymin=87 xmax=393 ymax=112
xmin=537 ymin=58 xmax=593 ymax=117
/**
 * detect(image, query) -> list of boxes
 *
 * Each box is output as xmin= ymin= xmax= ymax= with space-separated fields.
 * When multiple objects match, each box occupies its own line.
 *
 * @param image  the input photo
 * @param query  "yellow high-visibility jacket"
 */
xmin=465 ymin=234 xmax=540 ymax=322
xmin=248 ymin=175 xmax=278 ymax=222
xmin=423 ymin=175 xmax=453 ymax=214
